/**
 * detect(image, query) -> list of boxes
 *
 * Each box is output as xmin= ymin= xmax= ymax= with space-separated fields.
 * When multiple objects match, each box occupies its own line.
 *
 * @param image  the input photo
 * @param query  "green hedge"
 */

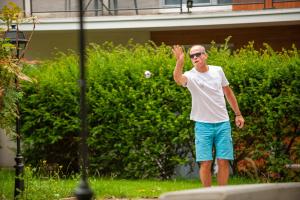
xmin=0 ymin=38 xmax=23 ymax=135
xmin=21 ymin=40 xmax=300 ymax=181
xmin=209 ymin=40 xmax=300 ymax=181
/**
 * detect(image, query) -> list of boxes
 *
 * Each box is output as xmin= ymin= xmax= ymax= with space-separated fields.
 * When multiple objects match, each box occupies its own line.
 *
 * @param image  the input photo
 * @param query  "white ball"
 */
xmin=144 ymin=70 xmax=151 ymax=78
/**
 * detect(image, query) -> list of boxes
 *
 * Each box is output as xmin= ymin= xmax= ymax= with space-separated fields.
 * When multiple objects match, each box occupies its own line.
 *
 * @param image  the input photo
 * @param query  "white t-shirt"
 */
xmin=183 ymin=65 xmax=229 ymax=123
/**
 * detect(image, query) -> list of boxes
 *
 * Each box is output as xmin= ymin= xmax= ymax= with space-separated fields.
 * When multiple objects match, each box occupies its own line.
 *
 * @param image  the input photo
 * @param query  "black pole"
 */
xmin=14 ymin=40 xmax=24 ymax=200
xmin=180 ymin=0 xmax=183 ymax=14
xmin=14 ymin=97 xmax=24 ymax=199
xmin=74 ymin=0 xmax=93 ymax=199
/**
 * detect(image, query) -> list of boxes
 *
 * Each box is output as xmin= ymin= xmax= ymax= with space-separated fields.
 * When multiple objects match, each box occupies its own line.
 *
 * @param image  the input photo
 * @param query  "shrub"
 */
xmin=21 ymin=52 xmax=81 ymax=174
xmin=209 ymin=41 xmax=300 ymax=181
xmin=0 ymin=1 xmax=35 ymax=136
xmin=21 ymin=40 xmax=300 ymax=181
xmin=21 ymin=42 xmax=194 ymax=178
xmin=86 ymin=42 xmax=195 ymax=178
xmin=0 ymin=36 xmax=30 ymax=134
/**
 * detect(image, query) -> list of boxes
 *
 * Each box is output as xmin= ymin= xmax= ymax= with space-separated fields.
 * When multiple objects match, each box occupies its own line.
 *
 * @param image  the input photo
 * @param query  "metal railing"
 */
xmin=15 ymin=0 xmax=300 ymax=17
xmin=29 ymin=0 xmax=183 ymax=16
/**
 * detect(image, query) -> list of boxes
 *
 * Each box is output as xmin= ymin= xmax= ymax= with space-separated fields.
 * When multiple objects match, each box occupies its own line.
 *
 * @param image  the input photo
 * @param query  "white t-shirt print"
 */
xmin=183 ymin=65 xmax=230 ymax=123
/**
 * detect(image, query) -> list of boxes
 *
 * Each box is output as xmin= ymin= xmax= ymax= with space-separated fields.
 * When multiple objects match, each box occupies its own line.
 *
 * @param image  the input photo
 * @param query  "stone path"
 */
xmin=61 ymin=197 xmax=158 ymax=200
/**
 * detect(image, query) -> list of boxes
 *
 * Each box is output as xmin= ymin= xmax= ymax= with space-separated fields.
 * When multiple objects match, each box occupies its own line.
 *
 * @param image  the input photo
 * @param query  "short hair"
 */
xmin=190 ymin=45 xmax=206 ymax=53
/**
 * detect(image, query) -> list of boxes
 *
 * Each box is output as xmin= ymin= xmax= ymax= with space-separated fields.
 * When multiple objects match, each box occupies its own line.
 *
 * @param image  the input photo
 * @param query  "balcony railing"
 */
xmin=28 ymin=0 xmax=184 ymax=16
xmin=2 ymin=0 xmax=299 ymax=18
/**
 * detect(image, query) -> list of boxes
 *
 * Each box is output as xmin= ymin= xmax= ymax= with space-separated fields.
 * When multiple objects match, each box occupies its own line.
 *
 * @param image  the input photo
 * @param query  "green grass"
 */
xmin=0 ymin=168 xmax=15 ymax=200
xmin=0 ymin=168 xmax=258 ymax=200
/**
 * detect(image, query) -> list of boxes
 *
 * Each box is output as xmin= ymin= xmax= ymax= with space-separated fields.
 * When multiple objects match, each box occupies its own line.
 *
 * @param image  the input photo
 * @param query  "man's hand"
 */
xmin=172 ymin=45 xmax=184 ymax=64
xmin=235 ymin=115 xmax=245 ymax=128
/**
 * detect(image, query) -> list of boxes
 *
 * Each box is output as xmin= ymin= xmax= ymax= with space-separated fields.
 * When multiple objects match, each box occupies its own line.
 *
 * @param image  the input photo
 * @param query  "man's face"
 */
xmin=189 ymin=46 xmax=207 ymax=67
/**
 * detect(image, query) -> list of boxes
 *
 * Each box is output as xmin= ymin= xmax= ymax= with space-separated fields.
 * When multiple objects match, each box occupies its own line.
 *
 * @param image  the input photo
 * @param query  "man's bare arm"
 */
xmin=223 ymin=86 xmax=245 ymax=128
xmin=172 ymin=45 xmax=188 ymax=86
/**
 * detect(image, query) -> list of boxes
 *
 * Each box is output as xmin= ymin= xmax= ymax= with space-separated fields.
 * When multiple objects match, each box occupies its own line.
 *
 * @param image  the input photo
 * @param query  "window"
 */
xmin=164 ymin=0 xmax=212 ymax=6
xmin=165 ymin=0 xmax=181 ymax=5
xmin=194 ymin=0 xmax=211 ymax=4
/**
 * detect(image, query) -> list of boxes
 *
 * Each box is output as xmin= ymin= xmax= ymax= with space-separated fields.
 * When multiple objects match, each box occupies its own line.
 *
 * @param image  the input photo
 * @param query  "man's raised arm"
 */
xmin=172 ymin=45 xmax=187 ymax=86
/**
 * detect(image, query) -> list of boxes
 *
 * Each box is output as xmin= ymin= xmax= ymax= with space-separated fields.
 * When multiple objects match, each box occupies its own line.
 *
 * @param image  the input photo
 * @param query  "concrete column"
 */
xmin=23 ymin=0 xmax=31 ymax=17
xmin=0 ymin=129 xmax=15 ymax=167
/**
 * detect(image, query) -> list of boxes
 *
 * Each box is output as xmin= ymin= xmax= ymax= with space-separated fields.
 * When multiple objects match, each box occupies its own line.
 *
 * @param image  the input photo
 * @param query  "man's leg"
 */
xmin=195 ymin=122 xmax=214 ymax=187
xmin=199 ymin=161 xmax=212 ymax=187
xmin=214 ymin=121 xmax=233 ymax=186
xmin=217 ymin=159 xmax=229 ymax=185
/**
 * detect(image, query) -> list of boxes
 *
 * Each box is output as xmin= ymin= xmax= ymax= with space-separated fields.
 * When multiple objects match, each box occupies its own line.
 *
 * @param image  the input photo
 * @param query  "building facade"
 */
xmin=0 ymin=0 xmax=299 ymax=59
xmin=0 ymin=0 xmax=299 ymax=171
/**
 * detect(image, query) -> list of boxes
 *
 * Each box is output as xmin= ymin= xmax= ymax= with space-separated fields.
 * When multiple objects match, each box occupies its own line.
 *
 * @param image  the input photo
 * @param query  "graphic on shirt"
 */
xmin=183 ymin=65 xmax=229 ymax=123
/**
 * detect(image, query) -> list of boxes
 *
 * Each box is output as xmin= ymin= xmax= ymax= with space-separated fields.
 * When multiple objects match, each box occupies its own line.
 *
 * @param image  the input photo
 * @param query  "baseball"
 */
xmin=144 ymin=70 xmax=151 ymax=78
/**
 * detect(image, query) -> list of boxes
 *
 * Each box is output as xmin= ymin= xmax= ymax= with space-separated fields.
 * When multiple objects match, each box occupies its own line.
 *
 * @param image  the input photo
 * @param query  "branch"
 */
xmin=285 ymin=124 xmax=299 ymax=155
xmin=18 ymin=17 xmax=37 ymax=61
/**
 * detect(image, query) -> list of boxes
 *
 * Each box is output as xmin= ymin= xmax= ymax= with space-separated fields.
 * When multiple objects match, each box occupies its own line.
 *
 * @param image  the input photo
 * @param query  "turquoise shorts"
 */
xmin=195 ymin=121 xmax=234 ymax=162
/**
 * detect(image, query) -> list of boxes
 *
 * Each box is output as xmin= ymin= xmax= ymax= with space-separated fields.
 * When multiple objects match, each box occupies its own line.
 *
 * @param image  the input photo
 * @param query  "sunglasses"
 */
xmin=189 ymin=52 xmax=205 ymax=59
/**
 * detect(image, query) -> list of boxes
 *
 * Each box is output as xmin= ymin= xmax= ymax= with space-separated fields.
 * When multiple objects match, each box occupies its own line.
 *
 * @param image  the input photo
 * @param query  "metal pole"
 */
xmin=22 ymin=0 xmax=26 ymax=15
xmin=134 ymin=0 xmax=138 ymax=15
xmin=14 ymin=44 xmax=24 ymax=200
xmin=180 ymin=0 xmax=183 ymax=13
xmin=113 ymin=0 xmax=118 ymax=15
xmin=74 ymin=0 xmax=93 ymax=199
xmin=95 ymin=0 xmax=99 ymax=16
xmin=30 ymin=0 xmax=33 ymax=16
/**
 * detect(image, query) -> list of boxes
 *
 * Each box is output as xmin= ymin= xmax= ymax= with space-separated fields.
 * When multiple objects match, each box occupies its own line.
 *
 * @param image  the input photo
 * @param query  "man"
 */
xmin=172 ymin=45 xmax=244 ymax=187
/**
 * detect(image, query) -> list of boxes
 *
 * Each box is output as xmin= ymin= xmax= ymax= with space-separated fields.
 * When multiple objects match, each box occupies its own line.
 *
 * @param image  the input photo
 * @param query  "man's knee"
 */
xmin=217 ymin=159 xmax=229 ymax=168
xmin=200 ymin=161 xmax=212 ymax=169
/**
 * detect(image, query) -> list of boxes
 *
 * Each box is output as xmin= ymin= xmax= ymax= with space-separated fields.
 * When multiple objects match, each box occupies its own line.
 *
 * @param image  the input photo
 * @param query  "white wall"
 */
xmin=0 ymin=129 xmax=15 ymax=168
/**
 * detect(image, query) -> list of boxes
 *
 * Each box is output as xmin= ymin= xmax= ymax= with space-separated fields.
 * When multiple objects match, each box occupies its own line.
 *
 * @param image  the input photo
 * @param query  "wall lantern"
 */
xmin=187 ymin=0 xmax=193 ymax=12
xmin=4 ymin=24 xmax=28 ymax=57
xmin=187 ymin=0 xmax=193 ymax=8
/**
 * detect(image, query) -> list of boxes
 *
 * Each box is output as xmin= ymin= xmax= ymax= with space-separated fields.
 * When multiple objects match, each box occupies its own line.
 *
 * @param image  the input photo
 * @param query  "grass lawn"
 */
xmin=0 ymin=168 xmax=258 ymax=200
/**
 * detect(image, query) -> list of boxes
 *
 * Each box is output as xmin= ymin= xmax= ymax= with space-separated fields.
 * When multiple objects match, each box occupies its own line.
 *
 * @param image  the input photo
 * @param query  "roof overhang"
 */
xmin=10 ymin=8 xmax=300 ymax=31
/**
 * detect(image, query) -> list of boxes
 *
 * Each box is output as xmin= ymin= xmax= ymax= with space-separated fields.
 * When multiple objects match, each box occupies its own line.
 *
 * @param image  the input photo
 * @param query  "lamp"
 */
xmin=74 ymin=0 xmax=93 ymax=199
xmin=4 ymin=24 xmax=28 ymax=58
xmin=187 ymin=0 xmax=193 ymax=13
xmin=4 ymin=24 xmax=28 ymax=198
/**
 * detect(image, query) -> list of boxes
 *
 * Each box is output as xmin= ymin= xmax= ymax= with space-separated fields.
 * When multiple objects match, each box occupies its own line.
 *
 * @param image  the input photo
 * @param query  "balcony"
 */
xmin=4 ymin=0 xmax=300 ymax=18
xmin=1 ymin=0 xmax=299 ymax=59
